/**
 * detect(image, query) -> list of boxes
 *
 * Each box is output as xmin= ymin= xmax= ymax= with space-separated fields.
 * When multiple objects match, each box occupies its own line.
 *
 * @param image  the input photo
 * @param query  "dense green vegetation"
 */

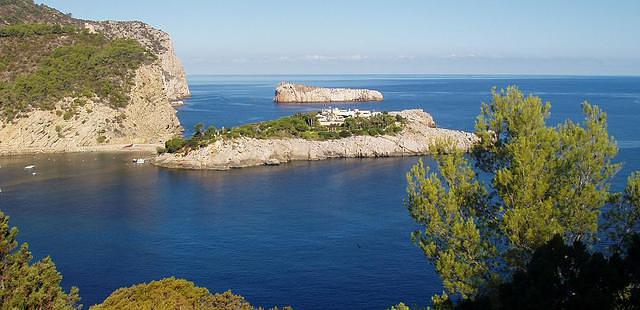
xmin=454 ymin=234 xmax=640 ymax=309
xmin=90 ymin=278 xmax=255 ymax=310
xmin=0 ymin=23 xmax=75 ymax=37
xmin=161 ymin=112 xmax=406 ymax=154
xmin=0 ymin=27 xmax=155 ymax=120
xmin=0 ymin=211 xmax=80 ymax=309
xmin=0 ymin=29 xmax=76 ymax=81
xmin=0 ymin=0 xmax=75 ymax=26
xmin=0 ymin=0 xmax=156 ymax=121
xmin=404 ymin=86 xmax=640 ymax=307
xmin=395 ymin=234 xmax=640 ymax=310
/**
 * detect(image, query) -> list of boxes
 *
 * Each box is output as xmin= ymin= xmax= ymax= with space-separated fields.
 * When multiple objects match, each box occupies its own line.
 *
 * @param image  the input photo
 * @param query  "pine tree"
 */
xmin=405 ymin=86 xmax=640 ymax=302
xmin=0 ymin=210 xmax=80 ymax=309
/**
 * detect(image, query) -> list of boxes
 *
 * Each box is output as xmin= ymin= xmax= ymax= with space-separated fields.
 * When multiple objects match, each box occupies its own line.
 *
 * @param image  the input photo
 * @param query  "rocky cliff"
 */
xmin=84 ymin=21 xmax=190 ymax=102
xmin=0 ymin=0 xmax=190 ymax=155
xmin=154 ymin=109 xmax=477 ymax=170
xmin=0 ymin=64 xmax=182 ymax=154
xmin=274 ymin=83 xmax=383 ymax=103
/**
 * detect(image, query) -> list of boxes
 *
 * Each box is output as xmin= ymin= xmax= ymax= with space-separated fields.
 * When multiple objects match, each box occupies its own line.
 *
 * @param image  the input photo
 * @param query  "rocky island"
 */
xmin=274 ymin=82 xmax=384 ymax=103
xmin=154 ymin=109 xmax=477 ymax=170
xmin=0 ymin=0 xmax=190 ymax=155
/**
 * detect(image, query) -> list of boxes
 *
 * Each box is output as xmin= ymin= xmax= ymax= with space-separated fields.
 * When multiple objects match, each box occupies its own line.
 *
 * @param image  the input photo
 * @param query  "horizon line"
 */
xmin=186 ymin=73 xmax=640 ymax=78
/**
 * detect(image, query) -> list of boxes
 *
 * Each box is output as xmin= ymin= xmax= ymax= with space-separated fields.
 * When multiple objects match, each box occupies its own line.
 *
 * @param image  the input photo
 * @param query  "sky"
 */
xmin=37 ymin=0 xmax=640 ymax=75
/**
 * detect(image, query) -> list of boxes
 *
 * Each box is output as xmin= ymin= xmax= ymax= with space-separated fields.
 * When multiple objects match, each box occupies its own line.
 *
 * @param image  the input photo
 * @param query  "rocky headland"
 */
xmin=154 ymin=109 xmax=477 ymax=170
xmin=274 ymin=83 xmax=384 ymax=103
xmin=0 ymin=0 xmax=190 ymax=155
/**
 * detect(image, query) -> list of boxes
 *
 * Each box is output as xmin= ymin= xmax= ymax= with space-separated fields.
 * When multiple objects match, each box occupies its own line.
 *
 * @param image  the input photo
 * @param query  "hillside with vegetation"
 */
xmin=0 ymin=0 xmax=189 ymax=154
xmin=0 ymin=0 xmax=77 ymax=26
xmin=0 ymin=23 xmax=155 ymax=120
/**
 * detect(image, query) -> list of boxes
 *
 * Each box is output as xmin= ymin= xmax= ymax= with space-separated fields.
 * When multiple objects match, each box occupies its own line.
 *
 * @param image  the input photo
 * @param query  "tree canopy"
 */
xmin=0 ymin=211 xmax=80 ymax=309
xmin=90 ymin=278 xmax=255 ymax=310
xmin=456 ymin=234 xmax=640 ymax=309
xmin=405 ymin=86 xmax=640 ymax=304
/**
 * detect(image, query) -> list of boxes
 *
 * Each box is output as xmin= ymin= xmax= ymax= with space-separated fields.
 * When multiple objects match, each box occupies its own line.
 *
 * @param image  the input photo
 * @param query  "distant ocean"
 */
xmin=1 ymin=75 xmax=639 ymax=309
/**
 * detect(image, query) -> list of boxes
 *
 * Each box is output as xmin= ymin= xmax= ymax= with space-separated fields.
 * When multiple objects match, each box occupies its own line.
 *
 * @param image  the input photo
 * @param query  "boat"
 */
xmin=133 ymin=158 xmax=145 ymax=164
xmin=24 ymin=165 xmax=36 ymax=169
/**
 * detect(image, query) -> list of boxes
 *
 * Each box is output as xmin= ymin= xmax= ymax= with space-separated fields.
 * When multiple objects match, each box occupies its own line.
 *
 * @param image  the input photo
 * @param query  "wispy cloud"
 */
xmin=275 ymin=54 xmax=415 ymax=62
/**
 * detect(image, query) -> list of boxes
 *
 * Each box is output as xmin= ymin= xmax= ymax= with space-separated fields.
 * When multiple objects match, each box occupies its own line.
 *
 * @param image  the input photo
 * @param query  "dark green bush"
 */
xmin=165 ymin=137 xmax=186 ymax=153
xmin=91 ymin=278 xmax=256 ymax=310
xmin=164 ymin=112 xmax=406 ymax=153
xmin=0 ymin=23 xmax=76 ymax=37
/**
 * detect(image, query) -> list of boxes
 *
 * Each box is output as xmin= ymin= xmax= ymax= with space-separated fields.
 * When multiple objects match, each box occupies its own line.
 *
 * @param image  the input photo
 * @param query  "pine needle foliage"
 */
xmin=405 ymin=86 xmax=639 ymax=302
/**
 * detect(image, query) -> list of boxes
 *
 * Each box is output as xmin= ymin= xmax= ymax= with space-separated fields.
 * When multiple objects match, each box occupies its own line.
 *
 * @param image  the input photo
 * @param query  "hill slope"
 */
xmin=0 ymin=0 xmax=190 ymax=154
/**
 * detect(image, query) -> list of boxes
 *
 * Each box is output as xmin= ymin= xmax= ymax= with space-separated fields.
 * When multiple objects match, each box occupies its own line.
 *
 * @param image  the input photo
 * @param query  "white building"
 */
xmin=316 ymin=107 xmax=381 ymax=126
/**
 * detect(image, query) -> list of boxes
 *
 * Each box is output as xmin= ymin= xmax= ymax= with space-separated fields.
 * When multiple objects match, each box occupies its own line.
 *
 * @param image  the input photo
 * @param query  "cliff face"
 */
xmin=0 ymin=64 xmax=181 ymax=154
xmin=154 ymin=110 xmax=478 ymax=170
xmin=274 ymin=83 xmax=383 ymax=103
xmin=0 ymin=1 xmax=190 ymax=154
xmin=84 ymin=21 xmax=190 ymax=101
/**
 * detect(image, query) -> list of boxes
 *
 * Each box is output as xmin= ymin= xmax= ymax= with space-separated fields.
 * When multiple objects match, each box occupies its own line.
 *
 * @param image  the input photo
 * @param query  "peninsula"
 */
xmin=154 ymin=109 xmax=477 ymax=170
xmin=0 ymin=0 xmax=190 ymax=155
xmin=274 ymin=82 xmax=384 ymax=103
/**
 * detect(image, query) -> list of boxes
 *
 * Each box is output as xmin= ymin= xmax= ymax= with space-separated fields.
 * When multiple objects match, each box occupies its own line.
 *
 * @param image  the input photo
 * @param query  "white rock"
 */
xmin=274 ymin=83 xmax=383 ymax=103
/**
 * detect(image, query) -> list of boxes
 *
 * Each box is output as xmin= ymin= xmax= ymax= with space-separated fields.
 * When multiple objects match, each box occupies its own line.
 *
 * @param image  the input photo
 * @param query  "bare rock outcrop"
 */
xmin=154 ymin=109 xmax=478 ymax=170
xmin=274 ymin=83 xmax=383 ymax=103
xmin=0 ymin=64 xmax=181 ymax=155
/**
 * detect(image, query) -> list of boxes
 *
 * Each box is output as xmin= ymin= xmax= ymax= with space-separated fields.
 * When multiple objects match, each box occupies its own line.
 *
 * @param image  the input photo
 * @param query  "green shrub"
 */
xmin=91 ymin=278 xmax=277 ymax=310
xmin=164 ymin=112 xmax=406 ymax=153
xmin=0 ymin=210 xmax=80 ymax=309
xmin=0 ymin=23 xmax=76 ymax=37
xmin=317 ymin=131 xmax=338 ymax=140
xmin=301 ymin=131 xmax=319 ymax=140
xmin=62 ymin=109 xmax=75 ymax=120
xmin=165 ymin=137 xmax=186 ymax=153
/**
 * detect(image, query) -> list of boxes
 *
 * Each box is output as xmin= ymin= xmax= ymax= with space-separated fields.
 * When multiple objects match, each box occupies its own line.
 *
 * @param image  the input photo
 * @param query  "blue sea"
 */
xmin=0 ymin=75 xmax=639 ymax=309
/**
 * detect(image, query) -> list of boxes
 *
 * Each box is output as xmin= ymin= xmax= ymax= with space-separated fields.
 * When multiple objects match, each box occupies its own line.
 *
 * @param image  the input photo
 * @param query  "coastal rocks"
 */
xmin=154 ymin=109 xmax=478 ymax=170
xmin=274 ymin=83 xmax=384 ymax=103
xmin=0 ymin=64 xmax=182 ymax=155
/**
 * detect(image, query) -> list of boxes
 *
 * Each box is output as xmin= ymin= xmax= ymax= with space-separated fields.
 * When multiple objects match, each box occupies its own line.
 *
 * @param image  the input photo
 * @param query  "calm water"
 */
xmin=1 ymin=75 xmax=639 ymax=309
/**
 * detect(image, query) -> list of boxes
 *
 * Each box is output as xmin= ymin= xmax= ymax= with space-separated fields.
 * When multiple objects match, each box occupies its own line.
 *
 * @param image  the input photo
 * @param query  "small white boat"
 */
xmin=133 ymin=158 xmax=145 ymax=164
xmin=24 ymin=165 xmax=36 ymax=170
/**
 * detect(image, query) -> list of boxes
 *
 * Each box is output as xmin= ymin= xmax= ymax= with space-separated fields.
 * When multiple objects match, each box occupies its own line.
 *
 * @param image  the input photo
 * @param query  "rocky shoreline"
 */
xmin=274 ymin=83 xmax=383 ymax=103
xmin=153 ymin=109 xmax=477 ymax=170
